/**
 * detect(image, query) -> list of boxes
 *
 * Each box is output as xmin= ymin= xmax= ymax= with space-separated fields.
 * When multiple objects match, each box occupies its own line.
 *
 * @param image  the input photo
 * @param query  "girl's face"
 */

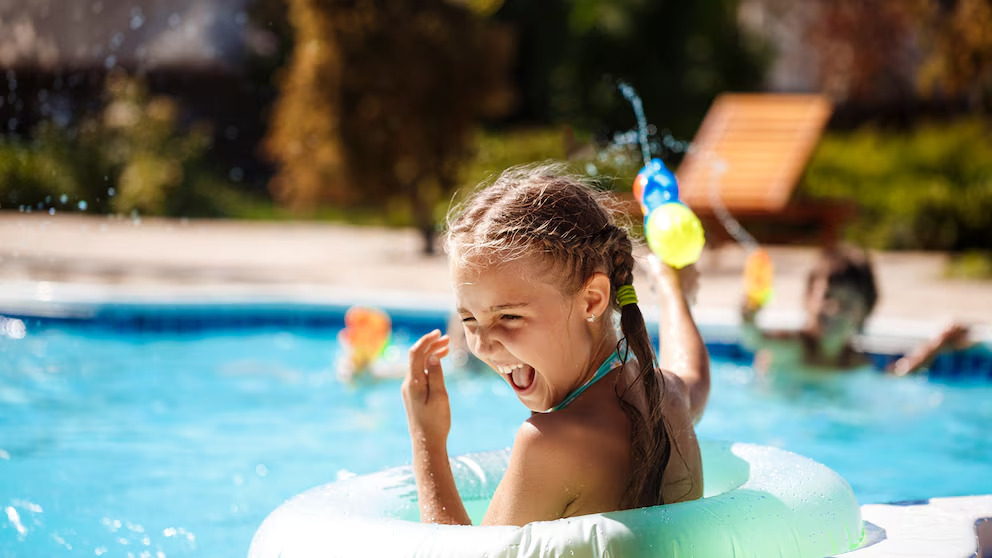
xmin=805 ymin=277 xmax=868 ymax=342
xmin=452 ymin=256 xmax=612 ymax=412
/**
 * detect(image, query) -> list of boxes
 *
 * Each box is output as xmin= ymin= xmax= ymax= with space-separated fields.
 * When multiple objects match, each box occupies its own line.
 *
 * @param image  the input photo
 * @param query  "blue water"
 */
xmin=1 ymin=313 xmax=991 ymax=557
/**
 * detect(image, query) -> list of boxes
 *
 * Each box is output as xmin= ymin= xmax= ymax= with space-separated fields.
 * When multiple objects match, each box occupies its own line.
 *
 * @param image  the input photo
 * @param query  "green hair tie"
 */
xmin=616 ymin=285 xmax=638 ymax=308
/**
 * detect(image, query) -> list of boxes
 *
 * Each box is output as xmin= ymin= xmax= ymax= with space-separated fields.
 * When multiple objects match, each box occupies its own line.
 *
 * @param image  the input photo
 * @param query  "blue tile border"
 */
xmin=1 ymin=302 xmax=451 ymax=337
xmin=867 ymin=345 xmax=992 ymax=381
xmin=3 ymin=302 xmax=991 ymax=381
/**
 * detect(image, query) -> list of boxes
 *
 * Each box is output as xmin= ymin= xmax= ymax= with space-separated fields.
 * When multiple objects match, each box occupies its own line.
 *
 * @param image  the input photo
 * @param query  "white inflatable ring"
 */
xmin=249 ymin=440 xmax=863 ymax=557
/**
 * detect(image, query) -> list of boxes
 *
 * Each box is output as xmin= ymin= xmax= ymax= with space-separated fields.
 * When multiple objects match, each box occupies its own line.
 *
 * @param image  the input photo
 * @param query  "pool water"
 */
xmin=1 ymin=314 xmax=990 ymax=557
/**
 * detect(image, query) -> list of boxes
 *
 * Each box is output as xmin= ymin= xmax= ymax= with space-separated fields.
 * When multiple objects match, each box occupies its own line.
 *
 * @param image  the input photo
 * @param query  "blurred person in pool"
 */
xmin=740 ymin=244 xmax=971 ymax=376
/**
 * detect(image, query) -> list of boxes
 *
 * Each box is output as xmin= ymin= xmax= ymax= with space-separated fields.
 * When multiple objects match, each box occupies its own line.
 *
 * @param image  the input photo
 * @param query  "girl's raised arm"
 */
xmin=649 ymin=256 xmax=711 ymax=424
xmin=401 ymin=330 xmax=471 ymax=525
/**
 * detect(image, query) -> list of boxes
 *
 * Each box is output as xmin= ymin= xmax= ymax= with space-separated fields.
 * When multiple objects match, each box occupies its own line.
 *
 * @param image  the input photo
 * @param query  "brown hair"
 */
xmin=446 ymin=163 xmax=672 ymax=508
xmin=807 ymin=244 xmax=879 ymax=325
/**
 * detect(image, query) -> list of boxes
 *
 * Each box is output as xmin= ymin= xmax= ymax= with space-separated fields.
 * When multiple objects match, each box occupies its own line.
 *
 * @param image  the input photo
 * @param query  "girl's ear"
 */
xmin=581 ymin=273 xmax=612 ymax=319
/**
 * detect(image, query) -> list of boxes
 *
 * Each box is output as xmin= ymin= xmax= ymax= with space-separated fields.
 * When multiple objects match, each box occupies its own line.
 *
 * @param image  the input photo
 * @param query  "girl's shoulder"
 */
xmin=518 ymin=401 xmax=631 ymax=514
xmin=524 ymin=388 xmax=630 ymax=464
xmin=523 ymin=397 xmax=630 ymax=460
xmin=487 ymin=408 xmax=629 ymax=523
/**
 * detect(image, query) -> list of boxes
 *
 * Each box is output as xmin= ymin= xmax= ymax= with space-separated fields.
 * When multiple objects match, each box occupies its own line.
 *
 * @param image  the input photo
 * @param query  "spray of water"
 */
xmin=615 ymin=81 xmax=758 ymax=250
xmin=617 ymin=82 xmax=652 ymax=166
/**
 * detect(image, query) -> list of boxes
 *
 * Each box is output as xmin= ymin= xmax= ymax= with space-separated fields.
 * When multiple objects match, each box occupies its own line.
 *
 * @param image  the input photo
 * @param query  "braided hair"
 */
xmin=446 ymin=163 xmax=674 ymax=508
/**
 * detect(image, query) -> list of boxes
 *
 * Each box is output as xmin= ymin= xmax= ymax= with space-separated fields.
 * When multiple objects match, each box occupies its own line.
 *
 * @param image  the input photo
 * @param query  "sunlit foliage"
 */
xmin=803 ymin=119 xmax=992 ymax=251
xmin=0 ymin=71 xmax=241 ymax=216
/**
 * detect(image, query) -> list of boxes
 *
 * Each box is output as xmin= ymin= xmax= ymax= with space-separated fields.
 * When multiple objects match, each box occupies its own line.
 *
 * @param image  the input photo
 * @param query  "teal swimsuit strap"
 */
xmin=547 ymin=348 xmax=624 ymax=413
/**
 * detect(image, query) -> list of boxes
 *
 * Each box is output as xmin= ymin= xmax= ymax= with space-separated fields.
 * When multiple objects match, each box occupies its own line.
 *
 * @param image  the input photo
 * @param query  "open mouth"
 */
xmin=496 ymin=363 xmax=536 ymax=392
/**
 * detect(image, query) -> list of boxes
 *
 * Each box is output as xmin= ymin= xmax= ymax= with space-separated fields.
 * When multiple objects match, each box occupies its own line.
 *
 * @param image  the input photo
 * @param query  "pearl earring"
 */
xmin=587 ymin=314 xmax=596 ymax=322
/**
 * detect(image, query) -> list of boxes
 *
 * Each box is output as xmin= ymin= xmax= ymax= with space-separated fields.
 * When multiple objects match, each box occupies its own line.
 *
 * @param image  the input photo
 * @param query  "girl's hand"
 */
xmin=647 ymin=254 xmax=699 ymax=306
xmin=936 ymin=323 xmax=971 ymax=351
xmin=402 ymin=330 xmax=452 ymax=449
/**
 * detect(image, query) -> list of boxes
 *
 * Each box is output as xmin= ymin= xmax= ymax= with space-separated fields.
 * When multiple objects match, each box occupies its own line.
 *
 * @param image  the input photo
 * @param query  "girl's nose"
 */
xmin=473 ymin=327 xmax=500 ymax=359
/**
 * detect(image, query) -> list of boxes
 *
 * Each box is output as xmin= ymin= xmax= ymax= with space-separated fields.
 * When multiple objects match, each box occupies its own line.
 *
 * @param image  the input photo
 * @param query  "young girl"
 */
xmin=401 ymin=164 xmax=711 ymax=526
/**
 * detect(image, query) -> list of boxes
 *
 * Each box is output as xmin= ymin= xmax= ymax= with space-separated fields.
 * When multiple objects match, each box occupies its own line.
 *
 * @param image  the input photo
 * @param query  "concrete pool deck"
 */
xmin=2 ymin=212 xmax=991 ymax=557
xmin=845 ymin=495 xmax=992 ymax=557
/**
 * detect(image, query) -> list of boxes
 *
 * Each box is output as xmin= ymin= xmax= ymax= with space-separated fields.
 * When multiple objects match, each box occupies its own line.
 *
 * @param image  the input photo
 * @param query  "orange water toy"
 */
xmin=340 ymin=306 xmax=392 ymax=372
xmin=743 ymin=248 xmax=774 ymax=309
xmin=634 ymin=159 xmax=705 ymax=269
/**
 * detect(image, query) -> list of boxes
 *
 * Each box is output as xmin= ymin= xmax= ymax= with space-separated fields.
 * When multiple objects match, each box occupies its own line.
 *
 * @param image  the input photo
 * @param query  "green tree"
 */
xmin=493 ymin=0 xmax=769 ymax=138
xmin=265 ymin=0 xmax=512 ymax=253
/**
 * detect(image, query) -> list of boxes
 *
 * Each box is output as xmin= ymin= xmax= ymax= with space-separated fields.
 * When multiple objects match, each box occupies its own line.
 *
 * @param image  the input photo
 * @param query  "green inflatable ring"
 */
xmin=248 ymin=441 xmax=863 ymax=557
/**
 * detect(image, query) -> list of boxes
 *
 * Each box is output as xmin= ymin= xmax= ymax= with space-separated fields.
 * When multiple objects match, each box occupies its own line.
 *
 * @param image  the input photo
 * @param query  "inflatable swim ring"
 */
xmin=249 ymin=441 xmax=863 ymax=557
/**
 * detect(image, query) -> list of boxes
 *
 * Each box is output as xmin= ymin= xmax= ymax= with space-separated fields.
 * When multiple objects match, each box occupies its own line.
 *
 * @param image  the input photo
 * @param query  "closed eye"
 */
xmin=461 ymin=316 xmax=476 ymax=323
xmin=500 ymin=314 xmax=522 ymax=321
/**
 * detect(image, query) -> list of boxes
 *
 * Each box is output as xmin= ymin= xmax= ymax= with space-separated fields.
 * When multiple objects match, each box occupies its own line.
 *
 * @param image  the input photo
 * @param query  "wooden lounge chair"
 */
xmin=675 ymin=93 xmax=853 ymax=248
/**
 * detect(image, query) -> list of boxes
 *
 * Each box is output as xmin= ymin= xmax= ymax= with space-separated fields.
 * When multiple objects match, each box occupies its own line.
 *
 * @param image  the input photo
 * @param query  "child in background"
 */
xmin=401 ymin=163 xmax=711 ymax=526
xmin=740 ymin=244 xmax=970 ymax=376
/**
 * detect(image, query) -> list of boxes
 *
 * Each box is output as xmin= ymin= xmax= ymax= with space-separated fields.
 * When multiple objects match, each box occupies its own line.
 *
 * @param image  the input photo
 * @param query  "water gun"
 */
xmin=340 ymin=306 xmax=392 ymax=371
xmin=633 ymin=158 xmax=705 ymax=269
xmin=743 ymin=248 xmax=774 ymax=309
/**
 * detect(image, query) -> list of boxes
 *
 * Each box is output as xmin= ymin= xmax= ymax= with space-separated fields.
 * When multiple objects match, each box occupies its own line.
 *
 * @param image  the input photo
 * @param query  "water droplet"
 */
xmin=48 ymin=208 xmax=55 ymax=215
xmin=78 ymin=200 xmax=88 ymax=211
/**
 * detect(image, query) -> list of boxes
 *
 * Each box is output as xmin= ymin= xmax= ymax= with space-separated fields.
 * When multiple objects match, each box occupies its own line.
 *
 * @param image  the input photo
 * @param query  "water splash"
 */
xmin=617 ymin=81 xmax=651 ymax=166
xmin=5 ymin=506 xmax=27 ymax=536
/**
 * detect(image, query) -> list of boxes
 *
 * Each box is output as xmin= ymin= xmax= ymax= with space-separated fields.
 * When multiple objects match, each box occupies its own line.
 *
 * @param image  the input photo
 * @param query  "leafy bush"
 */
xmin=0 ymin=71 xmax=254 ymax=218
xmin=458 ymin=126 xmax=646 ymax=190
xmin=945 ymin=251 xmax=992 ymax=279
xmin=801 ymin=119 xmax=992 ymax=251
